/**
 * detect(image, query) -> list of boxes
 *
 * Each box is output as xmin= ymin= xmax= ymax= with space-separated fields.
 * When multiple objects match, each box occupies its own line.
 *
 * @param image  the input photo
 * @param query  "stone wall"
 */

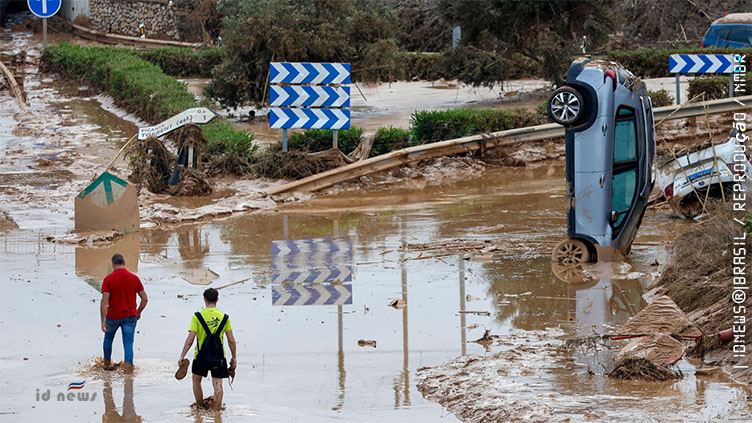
xmin=90 ymin=0 xmax=197 ymax=41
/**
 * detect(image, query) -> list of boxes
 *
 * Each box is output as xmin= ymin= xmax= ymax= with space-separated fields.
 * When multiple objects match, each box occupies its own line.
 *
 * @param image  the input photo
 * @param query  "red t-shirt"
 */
xmin=102 ymin=268 xmax=144 ymax=320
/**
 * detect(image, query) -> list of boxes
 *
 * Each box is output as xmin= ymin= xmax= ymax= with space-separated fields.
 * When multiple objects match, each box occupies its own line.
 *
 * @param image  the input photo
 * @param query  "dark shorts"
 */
xmin=192 ymin=357 xmax=229 ymax=378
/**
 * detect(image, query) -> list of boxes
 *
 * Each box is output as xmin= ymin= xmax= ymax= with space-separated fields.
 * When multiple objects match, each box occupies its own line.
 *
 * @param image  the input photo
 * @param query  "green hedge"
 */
xmin=134 ymin=47 xmax=222 ymax=78
xmin=605 ymin=48 xmax=752 ymax=78
xmin=648 ymin=89 xmax=674 ymax=107
xmin=411 ymin=108 xmax=545 ymax=143
xmin=372 ymin=126 xmax=415 ymax=156
xmin=40 ymin=43 xmax=254 ymax=173
xmin=288 ymin=128 xmax=365 ymax=156
xmin=688 ymin=73 xmax=752 ymax=101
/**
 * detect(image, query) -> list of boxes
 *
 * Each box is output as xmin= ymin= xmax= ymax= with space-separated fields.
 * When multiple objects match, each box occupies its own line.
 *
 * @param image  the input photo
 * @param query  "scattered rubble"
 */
xmin=46 ymin=230 xmax=124 ymax=245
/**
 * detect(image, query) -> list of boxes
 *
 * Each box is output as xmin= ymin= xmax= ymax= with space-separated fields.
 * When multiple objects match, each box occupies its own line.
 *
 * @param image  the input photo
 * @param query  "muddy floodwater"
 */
xmin=1 ymin=163 xmax=750 ymax=422
xmin=1 ymin=25 xmax=749 ymax=423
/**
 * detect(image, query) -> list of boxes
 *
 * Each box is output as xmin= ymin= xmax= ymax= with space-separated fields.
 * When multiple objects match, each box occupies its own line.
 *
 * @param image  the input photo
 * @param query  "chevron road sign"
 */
xmin=272 ymin=283 xmax=353 ymax=306
xmin=270 ymin=108 xmax=350 ymax=129
xmin=270 ymin=85 xmax=350 ymax=108
xmin=271 ymin=265 xmax=352 ymax=285
xmin=270 ymin=62 xmax=351 ymax=84
xmin=271 ymin=237 xmax=352 ymax=277
xmin=669 ymin=54 xmax=734 ymax=74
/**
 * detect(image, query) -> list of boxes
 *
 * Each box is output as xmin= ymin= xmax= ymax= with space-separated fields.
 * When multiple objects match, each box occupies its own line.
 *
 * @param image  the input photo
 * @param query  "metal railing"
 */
xmin=266 ymin=95 xmax=752 ymax=196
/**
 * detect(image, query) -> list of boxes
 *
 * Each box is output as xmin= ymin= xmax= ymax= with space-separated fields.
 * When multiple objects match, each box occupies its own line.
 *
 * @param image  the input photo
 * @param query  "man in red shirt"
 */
xmin=101 ymin=254 xmax=148 ymax=370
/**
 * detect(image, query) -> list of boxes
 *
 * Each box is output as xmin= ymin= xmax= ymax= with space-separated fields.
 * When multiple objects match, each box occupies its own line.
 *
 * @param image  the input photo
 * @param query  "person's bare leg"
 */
xmin=211 ymin=377 xmax=223 ymax=410
xmin=192 ymin=374 xmax=204 ymax=406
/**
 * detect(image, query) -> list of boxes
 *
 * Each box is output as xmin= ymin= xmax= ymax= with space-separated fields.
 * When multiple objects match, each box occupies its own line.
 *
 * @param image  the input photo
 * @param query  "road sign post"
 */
xmin=27 ymin=0 xmax=62 ymax=48
xmin=669 ymin=54 xmax=734 ymax=105
xmin=269 ymin=62 xmax=351 ymax=152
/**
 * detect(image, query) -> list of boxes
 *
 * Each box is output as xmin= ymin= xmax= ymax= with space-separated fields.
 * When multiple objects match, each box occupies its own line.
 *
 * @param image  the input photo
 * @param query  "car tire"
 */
xmin=547 ymin=86 xmax=584 ymax=127
xmin=551 ymin=238 xmax=591 ymax=264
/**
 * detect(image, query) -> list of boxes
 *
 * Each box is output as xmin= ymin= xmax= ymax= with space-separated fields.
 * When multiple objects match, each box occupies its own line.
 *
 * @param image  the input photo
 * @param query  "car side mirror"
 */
xmin=610 ymin=211 xmax=619 ymax=224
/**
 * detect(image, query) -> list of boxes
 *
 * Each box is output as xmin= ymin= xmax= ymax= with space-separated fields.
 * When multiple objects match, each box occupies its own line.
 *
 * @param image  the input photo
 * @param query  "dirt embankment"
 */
xmin=647 ymin=204 xmax=752 ymax=384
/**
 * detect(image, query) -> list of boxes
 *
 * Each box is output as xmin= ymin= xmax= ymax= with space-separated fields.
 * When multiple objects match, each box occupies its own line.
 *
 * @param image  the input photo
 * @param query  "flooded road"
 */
xmin=1 ymin=164 xmax=749 ymax=422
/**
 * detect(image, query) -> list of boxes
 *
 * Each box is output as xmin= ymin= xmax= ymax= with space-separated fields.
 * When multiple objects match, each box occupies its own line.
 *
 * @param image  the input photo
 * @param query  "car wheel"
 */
xmin=547 ymin=87 xmax=583 ymax=126
xmin=551 ymin=238 xmax=591 ymax=264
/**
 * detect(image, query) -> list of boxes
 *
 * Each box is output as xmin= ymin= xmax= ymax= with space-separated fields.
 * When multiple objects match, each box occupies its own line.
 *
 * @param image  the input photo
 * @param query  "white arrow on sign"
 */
xmin=137 ymin=107 xmax=218 ymax=140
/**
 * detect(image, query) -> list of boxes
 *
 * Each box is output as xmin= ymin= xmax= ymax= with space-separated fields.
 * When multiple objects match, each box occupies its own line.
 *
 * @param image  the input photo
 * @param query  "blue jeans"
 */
xmin=103 ymin=316 xmax=137 ymax=364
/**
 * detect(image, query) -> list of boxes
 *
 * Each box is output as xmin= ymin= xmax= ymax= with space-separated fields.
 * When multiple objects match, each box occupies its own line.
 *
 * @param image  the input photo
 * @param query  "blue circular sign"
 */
xmin=27 ymin=0 xmax=62 ymax=18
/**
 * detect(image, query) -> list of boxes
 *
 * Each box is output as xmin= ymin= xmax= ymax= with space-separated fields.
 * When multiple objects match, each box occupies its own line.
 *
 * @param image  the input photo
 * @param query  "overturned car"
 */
xmin=657 ymin=134 xmax=751 ymax=219
xmin=548 ymin=58 xmax=656 ymax=263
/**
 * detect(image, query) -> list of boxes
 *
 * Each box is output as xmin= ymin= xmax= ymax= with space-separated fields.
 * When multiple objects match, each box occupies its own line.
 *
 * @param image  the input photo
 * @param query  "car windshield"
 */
xmin=611 ymin=107 xmax=639 ymax=228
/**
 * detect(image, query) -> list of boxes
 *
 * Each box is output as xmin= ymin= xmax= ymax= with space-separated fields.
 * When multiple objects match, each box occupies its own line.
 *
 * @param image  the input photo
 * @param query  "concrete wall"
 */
xmin=89 ymin=0 xmax=196 ymax=40
xmin=60 ymin=0 xmax=90 ymax=21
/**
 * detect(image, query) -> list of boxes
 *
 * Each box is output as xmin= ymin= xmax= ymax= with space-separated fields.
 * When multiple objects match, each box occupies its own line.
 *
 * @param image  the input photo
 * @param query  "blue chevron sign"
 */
xmin=270 ymin=86 xmax=350 ymax=108
xmin=272 ymin=284 xmax=352 ymax=306
xmin=270 ymin=108 xmax=350 ymax=129
xmin=271 ymin=237 xmax=352 ymax=282
xmin=270 ymin=62 xmax=351 ymax=85
xmin=669 ymin=54 xmax=734 ymax=74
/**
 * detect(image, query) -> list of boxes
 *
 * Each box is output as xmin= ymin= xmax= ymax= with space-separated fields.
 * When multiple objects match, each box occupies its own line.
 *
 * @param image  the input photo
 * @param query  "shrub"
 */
xmin=134 ymin=47 xmax=223 ymax=77
xmin=648 ymin=89 xmax=674 ymax=107
xmin=288 ymin=127 xmax=364 ymax=155
xmin=372 ymin=126 xmax=414 ymax=156
xmin=41 ymin=42 xmax=254 ymax=174
xmin=410 ymin=108 xmax=544 ymax=143
xmin=688 ymin=73 xmax=752 ymax=101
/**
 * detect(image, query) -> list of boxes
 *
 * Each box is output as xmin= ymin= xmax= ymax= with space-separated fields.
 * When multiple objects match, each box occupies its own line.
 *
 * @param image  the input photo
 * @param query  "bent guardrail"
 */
xmin=266 ymin=95 xmax=752 ymax=196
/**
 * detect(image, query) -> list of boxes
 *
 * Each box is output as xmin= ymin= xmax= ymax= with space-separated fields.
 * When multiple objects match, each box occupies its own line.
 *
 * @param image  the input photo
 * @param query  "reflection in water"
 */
xmin=76 ymin=233 xmax=140 ymax=291
xmin=393 ymin=235 xmax=410 ymax=408
xmin=102 ymin=376 xmax=141 ymax=423
xmin=458 ymin=255 xmax=467 ymax=356
xmin=177 ymin=226 xmax=210 ymax=268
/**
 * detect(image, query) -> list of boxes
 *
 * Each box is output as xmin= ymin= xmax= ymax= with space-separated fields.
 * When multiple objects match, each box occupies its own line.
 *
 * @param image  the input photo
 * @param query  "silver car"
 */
xmin=548 ymin=58 xmax=656 ymax=263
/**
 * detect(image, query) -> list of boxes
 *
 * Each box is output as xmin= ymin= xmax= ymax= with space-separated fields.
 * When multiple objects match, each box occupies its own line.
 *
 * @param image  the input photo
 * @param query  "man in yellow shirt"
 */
xmin=178 ymin=288 xmax=237 ymax=410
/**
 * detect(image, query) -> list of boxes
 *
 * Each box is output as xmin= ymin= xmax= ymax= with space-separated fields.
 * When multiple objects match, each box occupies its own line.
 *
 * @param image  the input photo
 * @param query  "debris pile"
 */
xmin=605 ymin=295 xmax=700 ymax=381
xmin=606 ymin=334 xmax=684 ymax=381
xmin=126 ymin=124 xmax=213 ymax=196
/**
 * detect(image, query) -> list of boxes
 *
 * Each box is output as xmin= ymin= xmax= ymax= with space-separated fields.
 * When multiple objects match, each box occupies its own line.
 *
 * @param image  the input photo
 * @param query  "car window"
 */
xmin=611 ymin=169 xmax=637 ymax=227
xmin=724 ymin=26 xmax=752 ymax=44
xmin=614 ymin=107 xmax=637 ymax=162
xmin=715 ymin=28 xmax=730 ymax=43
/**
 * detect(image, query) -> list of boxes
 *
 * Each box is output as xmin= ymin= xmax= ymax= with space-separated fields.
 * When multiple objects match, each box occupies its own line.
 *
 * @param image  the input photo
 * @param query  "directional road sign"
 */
xmin=669 ymin=54 xmax=734 ymax=74
xmin=272 ymin=284 xmax=352 ymax=306
xmin=138 ymin=107 xmax=218 ymax=140
xmin=27 ymin=0 xmax=61 ymax=18
xmin=271 ymin=237 xmax=352 ymax=279
xmin=270 ymin=62 xmax=351 ymax=85
xmin=270 ymin=86 xmax=350 ymax=108
xmin=272 ymin=265 xmax=352 ymax=285
xmin=269 ymin=108 xmax=350 ymax=129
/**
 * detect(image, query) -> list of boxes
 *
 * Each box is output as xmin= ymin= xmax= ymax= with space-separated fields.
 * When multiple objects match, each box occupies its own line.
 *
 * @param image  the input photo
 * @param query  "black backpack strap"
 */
xmin=216 ymin=314 xmax=229 ymax=333
xmin=194 ymin=312 xmax=212 ymax=334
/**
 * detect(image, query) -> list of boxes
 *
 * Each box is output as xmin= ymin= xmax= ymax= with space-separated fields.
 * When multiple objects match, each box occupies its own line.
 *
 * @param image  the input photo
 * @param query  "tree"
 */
xmin=206 ymin=0 xmax=399 ymax=107
xmin=438 ymin=0 xmax=618 ymax=85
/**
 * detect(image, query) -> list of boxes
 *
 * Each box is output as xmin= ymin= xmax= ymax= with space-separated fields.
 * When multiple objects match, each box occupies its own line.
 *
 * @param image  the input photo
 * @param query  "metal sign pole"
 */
xmin=282 ymin=128 xmax=288 ymax=152
xmin=675 ymin=74 xmax=680 ymax=105
xmin=333 ymin=129 xmax=338 ymax=150
xmin=43 ymin=18 xmax=47 ymax=48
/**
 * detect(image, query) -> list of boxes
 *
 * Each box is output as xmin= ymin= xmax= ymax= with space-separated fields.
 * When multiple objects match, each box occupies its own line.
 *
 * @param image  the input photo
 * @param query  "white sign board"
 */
xmin=137 ymin=107 xmax=218 ymax=140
